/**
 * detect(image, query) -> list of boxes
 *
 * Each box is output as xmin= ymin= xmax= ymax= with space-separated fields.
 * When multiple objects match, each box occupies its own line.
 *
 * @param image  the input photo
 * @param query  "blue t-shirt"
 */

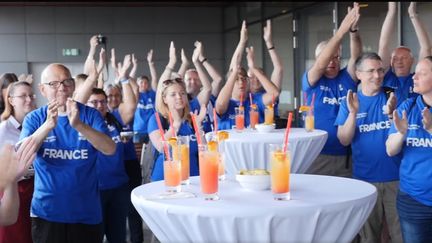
xmin=383 ymin=70 xmax=417 ymax=106
xmin=217 ymin=99 xmax=252 ymax=130
xmin=147 ymin=114 xmax=199 ymax=181
xmin=112 ymin=109 xmax=137 ymax=161
xmin=133 ymin=90 xmax=156 ymax=134
xmin=335 ymin=91 xmax=400 ymax=182
xmin=97 ymin=115 xmax=129 ymax=190
xmin=389 ymin=96 xmax=432 ymax=206
xmin=189 ymin=95 xmax=217 ymax=133
xmin=20 ymin=103 xmax=108 ymax=224
xmin=302 ymin=67 xmax=357 ymax=155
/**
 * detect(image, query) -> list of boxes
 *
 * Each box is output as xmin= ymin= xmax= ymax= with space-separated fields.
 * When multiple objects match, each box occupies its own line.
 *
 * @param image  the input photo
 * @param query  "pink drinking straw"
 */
xmin=240 ymin=93 xmax=244 ymax=108
xmin=272 ymin=93 xmax=275 ymax=107
xmin=249 ymin=93 xmax=253 ymax=107
xmin=154 ymin=112 xmax=171 ymax=161
xmin=168 ymin=111 xmax=175 ymax=137
xmin=213 ymin=108 xmax=218 ymax=133
xmin=303 ymin=92 xmax=307 ymax=106
xmin=190 ymin=112 xmax=203 ymax=145
xmin=310 ymin=93 xmax=316 ymax=113
xmin=283 ymin=112 xmax=293 ymax=153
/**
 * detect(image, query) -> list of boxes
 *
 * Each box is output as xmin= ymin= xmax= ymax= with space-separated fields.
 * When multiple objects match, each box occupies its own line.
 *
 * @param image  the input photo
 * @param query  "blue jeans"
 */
xmin=397 ymin=190 xmax=432 ymax=243
xmin=100 ymin=184 xmax=129 ymax=243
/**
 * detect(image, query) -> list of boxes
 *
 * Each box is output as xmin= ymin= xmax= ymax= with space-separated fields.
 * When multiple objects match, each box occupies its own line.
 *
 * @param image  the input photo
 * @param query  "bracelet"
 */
xmin=268 ymin=46 xmax=275 ymax=50
xmin=349 ymin=29 xmax=358 ymax=33
xmin=120 ymin=78 xmax=130 ymax=84
xmin=200 ymin=58 xmax=208 ymax=64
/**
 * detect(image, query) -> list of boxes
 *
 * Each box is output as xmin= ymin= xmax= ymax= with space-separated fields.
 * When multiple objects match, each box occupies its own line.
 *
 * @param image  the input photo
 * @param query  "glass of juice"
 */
xmin=198 ymin=144 xmax=220 ymax=200
xmin=269 ymin=144 xmax=291 ymax=200
xmin=162 ymin=140 xmax=182 ymax=193
xmin=235 ymin=106 xmax=245 ymax=132
xmin=249 ymin=104 xmax=259 ymax=129
xmin=304 ymin=109 xmax=314 ymax=132
xmin=264 ymin=105 xmax=274 ymax=125
xmin=177 ymin=136 xmax=190 ymax=185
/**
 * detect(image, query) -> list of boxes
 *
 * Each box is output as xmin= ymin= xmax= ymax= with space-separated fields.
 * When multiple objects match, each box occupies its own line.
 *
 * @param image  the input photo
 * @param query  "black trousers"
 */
xmin=31 ymin=217 xmax=103 ymax=243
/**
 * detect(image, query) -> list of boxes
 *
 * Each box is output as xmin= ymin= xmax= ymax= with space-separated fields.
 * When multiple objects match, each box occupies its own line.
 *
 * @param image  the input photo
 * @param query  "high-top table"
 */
xmin=132 ymin=175 xmax=377 ymax=243
xmin=206 ymin=128 xmax=327 ymax=175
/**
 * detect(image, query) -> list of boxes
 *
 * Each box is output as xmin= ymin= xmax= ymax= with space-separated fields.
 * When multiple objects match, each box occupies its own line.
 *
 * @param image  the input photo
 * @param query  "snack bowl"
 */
xmin=236 ymin=170 xmax=271 ymax=191
xmin=255 ymin=123 xmax=275 ymax=133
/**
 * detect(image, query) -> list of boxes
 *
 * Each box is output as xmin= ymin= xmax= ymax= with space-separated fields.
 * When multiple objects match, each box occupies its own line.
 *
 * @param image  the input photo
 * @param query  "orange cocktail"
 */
xmin=269 ymin=144 xmax=291 ymax=200
xmin=175 ymin=136 xmax=190 ymax=185
xmin=199 ymin=145 xmax=220 ymax=200
xmin=305 ymin=113 xmax=314 ymax=132
xmin=235 ymin=106 xmax=245 ymax=131
xmin=249 ymin=104 xmax=259 ymax=129
xmin=265 ymin=105 xmax=274 ymax=125
xmin=164 ymin=139 xmax=182 ymax=192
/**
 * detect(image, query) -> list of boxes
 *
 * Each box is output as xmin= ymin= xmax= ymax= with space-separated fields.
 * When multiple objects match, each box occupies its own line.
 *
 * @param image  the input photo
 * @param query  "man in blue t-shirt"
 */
xmin=379 ymin=2 xmax=432 ymax=106
xmin=336 ymin=53 xmax=402 ymax=243
xmin=20 ymin=63 xmax=115 ymax=243
xmin=302 ymin=4 xmax=361 ymax=178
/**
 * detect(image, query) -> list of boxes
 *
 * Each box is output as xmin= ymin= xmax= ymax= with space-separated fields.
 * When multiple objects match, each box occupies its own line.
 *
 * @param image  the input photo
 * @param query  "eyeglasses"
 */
xmin=358 ymin=68 xmax=385 ymax=75
xmin=88 ymin=99 xmax=107 ymax=106
xmin=10 ymin=94 xmax=36 ymax=100
xmin=43 ymin=78 xmax=75 ymax=89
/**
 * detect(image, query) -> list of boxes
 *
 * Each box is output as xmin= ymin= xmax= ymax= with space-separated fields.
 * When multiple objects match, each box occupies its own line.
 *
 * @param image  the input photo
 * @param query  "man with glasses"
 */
xmin=335 ymin=52 xmax=402 ymax=243
xmin=302 ymin=3 xmax=361 ymax=177
xmin=19 ymin=63 xmax=115 ymax=243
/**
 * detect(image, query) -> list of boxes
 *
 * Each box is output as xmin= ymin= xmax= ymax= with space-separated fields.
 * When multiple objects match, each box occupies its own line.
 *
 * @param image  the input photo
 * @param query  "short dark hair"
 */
xmin=355 ymin=52 xmax=382 ymax=70
xmin=91 ymin=88 xmax=107 ymax=99
xmin=0 ymin=73 xmax=18 ymax=90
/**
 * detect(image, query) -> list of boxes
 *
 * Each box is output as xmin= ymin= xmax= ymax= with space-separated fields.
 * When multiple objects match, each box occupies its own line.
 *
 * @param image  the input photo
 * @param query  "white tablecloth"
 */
xmin=132 ymin=175 xmax=377 ymax=243
xmin=207 ymin=128 xmax=327 ymax=175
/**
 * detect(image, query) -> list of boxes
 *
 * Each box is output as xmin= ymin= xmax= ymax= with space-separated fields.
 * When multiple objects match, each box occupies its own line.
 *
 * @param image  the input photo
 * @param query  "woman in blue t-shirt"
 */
xmin=386 ymin=57 xmax=432 ymax=242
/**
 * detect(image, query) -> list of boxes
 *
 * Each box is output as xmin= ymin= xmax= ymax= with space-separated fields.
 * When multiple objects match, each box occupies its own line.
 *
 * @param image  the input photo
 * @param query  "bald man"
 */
xmin=20 ymin=63 xmax=115 ymax=243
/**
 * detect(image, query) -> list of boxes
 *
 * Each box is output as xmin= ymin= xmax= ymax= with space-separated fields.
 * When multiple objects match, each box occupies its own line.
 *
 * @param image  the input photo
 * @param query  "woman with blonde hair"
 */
xmin=0 ymin=81 xmax=36 ymax=243
xmin=148 ymin=41 xmax=205 ymax=181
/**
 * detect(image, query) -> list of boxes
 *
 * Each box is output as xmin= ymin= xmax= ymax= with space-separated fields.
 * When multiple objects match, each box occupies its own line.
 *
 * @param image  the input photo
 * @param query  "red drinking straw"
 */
xmin=190 ymin=112 xmax=203 ymax=145
xmin=283 ymin=112 xmax=293 ymax=153
xmin=249 ymin=93 xmax=253 ymax=107
xmin=213 ymin=108 xmax=218 ymax=133
xmin=240 ymin=93 xmax=244 ymax=107
xmin=154 ymin=112 xmax=171 ymax=161
xmin=168 ymin=111 xmax=175 ymax=137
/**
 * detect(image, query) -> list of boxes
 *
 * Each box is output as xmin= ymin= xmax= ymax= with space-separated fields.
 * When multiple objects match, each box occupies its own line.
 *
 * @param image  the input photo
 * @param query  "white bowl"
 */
xmin=255 ymin=123 xmax=275 ymax=133
xmin=236 ymin=174 xmax=271 ymax=191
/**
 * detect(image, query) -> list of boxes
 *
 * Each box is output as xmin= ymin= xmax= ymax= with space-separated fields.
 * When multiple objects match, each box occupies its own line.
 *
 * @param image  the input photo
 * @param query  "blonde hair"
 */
xmin=1 ymin=81 xmax=33 ymax=121
xmin=155 ymin=78 xmax=191 ymax=122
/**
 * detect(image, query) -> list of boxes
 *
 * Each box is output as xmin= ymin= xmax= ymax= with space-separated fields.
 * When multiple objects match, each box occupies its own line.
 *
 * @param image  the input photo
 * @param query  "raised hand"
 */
xmin=240 ymin=20 xmax=248 ymax=44
xmin=97 ymin=48 xmax=106 ymax=75
xmin=263 ymin=19 xmax=272 ymax=44
xmin=110 ymin=48 xmax=117 ymax=69
xmin=132 ymin=53 xmax=138 ymax=67
xmin=339 ymin=2 xmax=360 ymax=34
xmin=168 ymin=41 xmax=177 ymax=68
xmin=66 ymin=98 xmax=80 ymax=128
xmin=192 ymin=41 xmax=202 ymax=63
xmin=90 ymin=35 xmax=98 ymax=48
xmin=246 ymin=46 xmax=256 ymax=69
xmin=0 ymin=137 xmax=37 ymax=188
xmin=118 ymin=54 xmax=132 ymax=80
xmin=408 ymin=2 xmax=417 ymax=18
xmin=349 ymin=2 xmax=360 ymax=31
xmin=383 ymin=92 xmax=397 ymax=118
xmin=147 ymin=49 xmax=154 ymax=64
xmin=421 ymin=107 xmax=432 ymax=132
xmin=393 ymin=109 xmax=408 ymax=135
xmin=346 ymin=90 xmax=359 ymax=114
xmin=46 ymin=100 xmax=59 ymax=130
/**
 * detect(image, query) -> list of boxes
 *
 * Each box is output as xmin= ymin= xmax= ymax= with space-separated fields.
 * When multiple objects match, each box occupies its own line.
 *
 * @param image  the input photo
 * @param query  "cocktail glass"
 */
xmin=269 ymin=143 xmax=291 ymax=200
xmin=304 ymin=109 xmax=314 ymax=132
xmin=235 ymin=107 xmax=245 ymax=132
xmin=264 ymin=105 xmax=274 ymax=125
xmin=176 ymin=136 xmax=190 ymax=185
xmin=162 ymin=140 xmax=182 ymax=193
xmin=249 ymin=105 xmax=259 ymax=129
xmin=198 ymin=144 xmax=220 ymax=200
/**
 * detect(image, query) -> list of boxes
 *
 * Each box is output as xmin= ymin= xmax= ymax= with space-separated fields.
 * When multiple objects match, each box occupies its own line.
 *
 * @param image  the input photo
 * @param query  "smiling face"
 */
xmin=39 ymin=64 xmax=74 ymax=107
xmin=413 ymin=58 xmax=432 ymax=96
xmin=8 ymin=83 xmax=36 ymax=118
xmin=356 ymin=58 xmax=385 ymax=96
xmin=87 ymin=93 xmax=108 ymax=117
xmin=184 ymin=70 xmax=202 ymax=97
xmin=391 ymin=47 xmax=414 ymax=77
xmin=106 ymin=86 xmax=122 ymax=110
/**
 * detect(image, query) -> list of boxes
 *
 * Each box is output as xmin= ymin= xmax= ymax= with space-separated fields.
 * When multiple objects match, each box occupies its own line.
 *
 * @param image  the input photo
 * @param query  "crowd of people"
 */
xmin=0 ymin=2 xmax=431 ymax=243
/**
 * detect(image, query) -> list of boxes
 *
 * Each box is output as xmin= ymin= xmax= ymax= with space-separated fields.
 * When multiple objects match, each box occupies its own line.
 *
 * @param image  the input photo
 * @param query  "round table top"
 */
xmin=132 ymin=175 xmax=377 ymax=242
